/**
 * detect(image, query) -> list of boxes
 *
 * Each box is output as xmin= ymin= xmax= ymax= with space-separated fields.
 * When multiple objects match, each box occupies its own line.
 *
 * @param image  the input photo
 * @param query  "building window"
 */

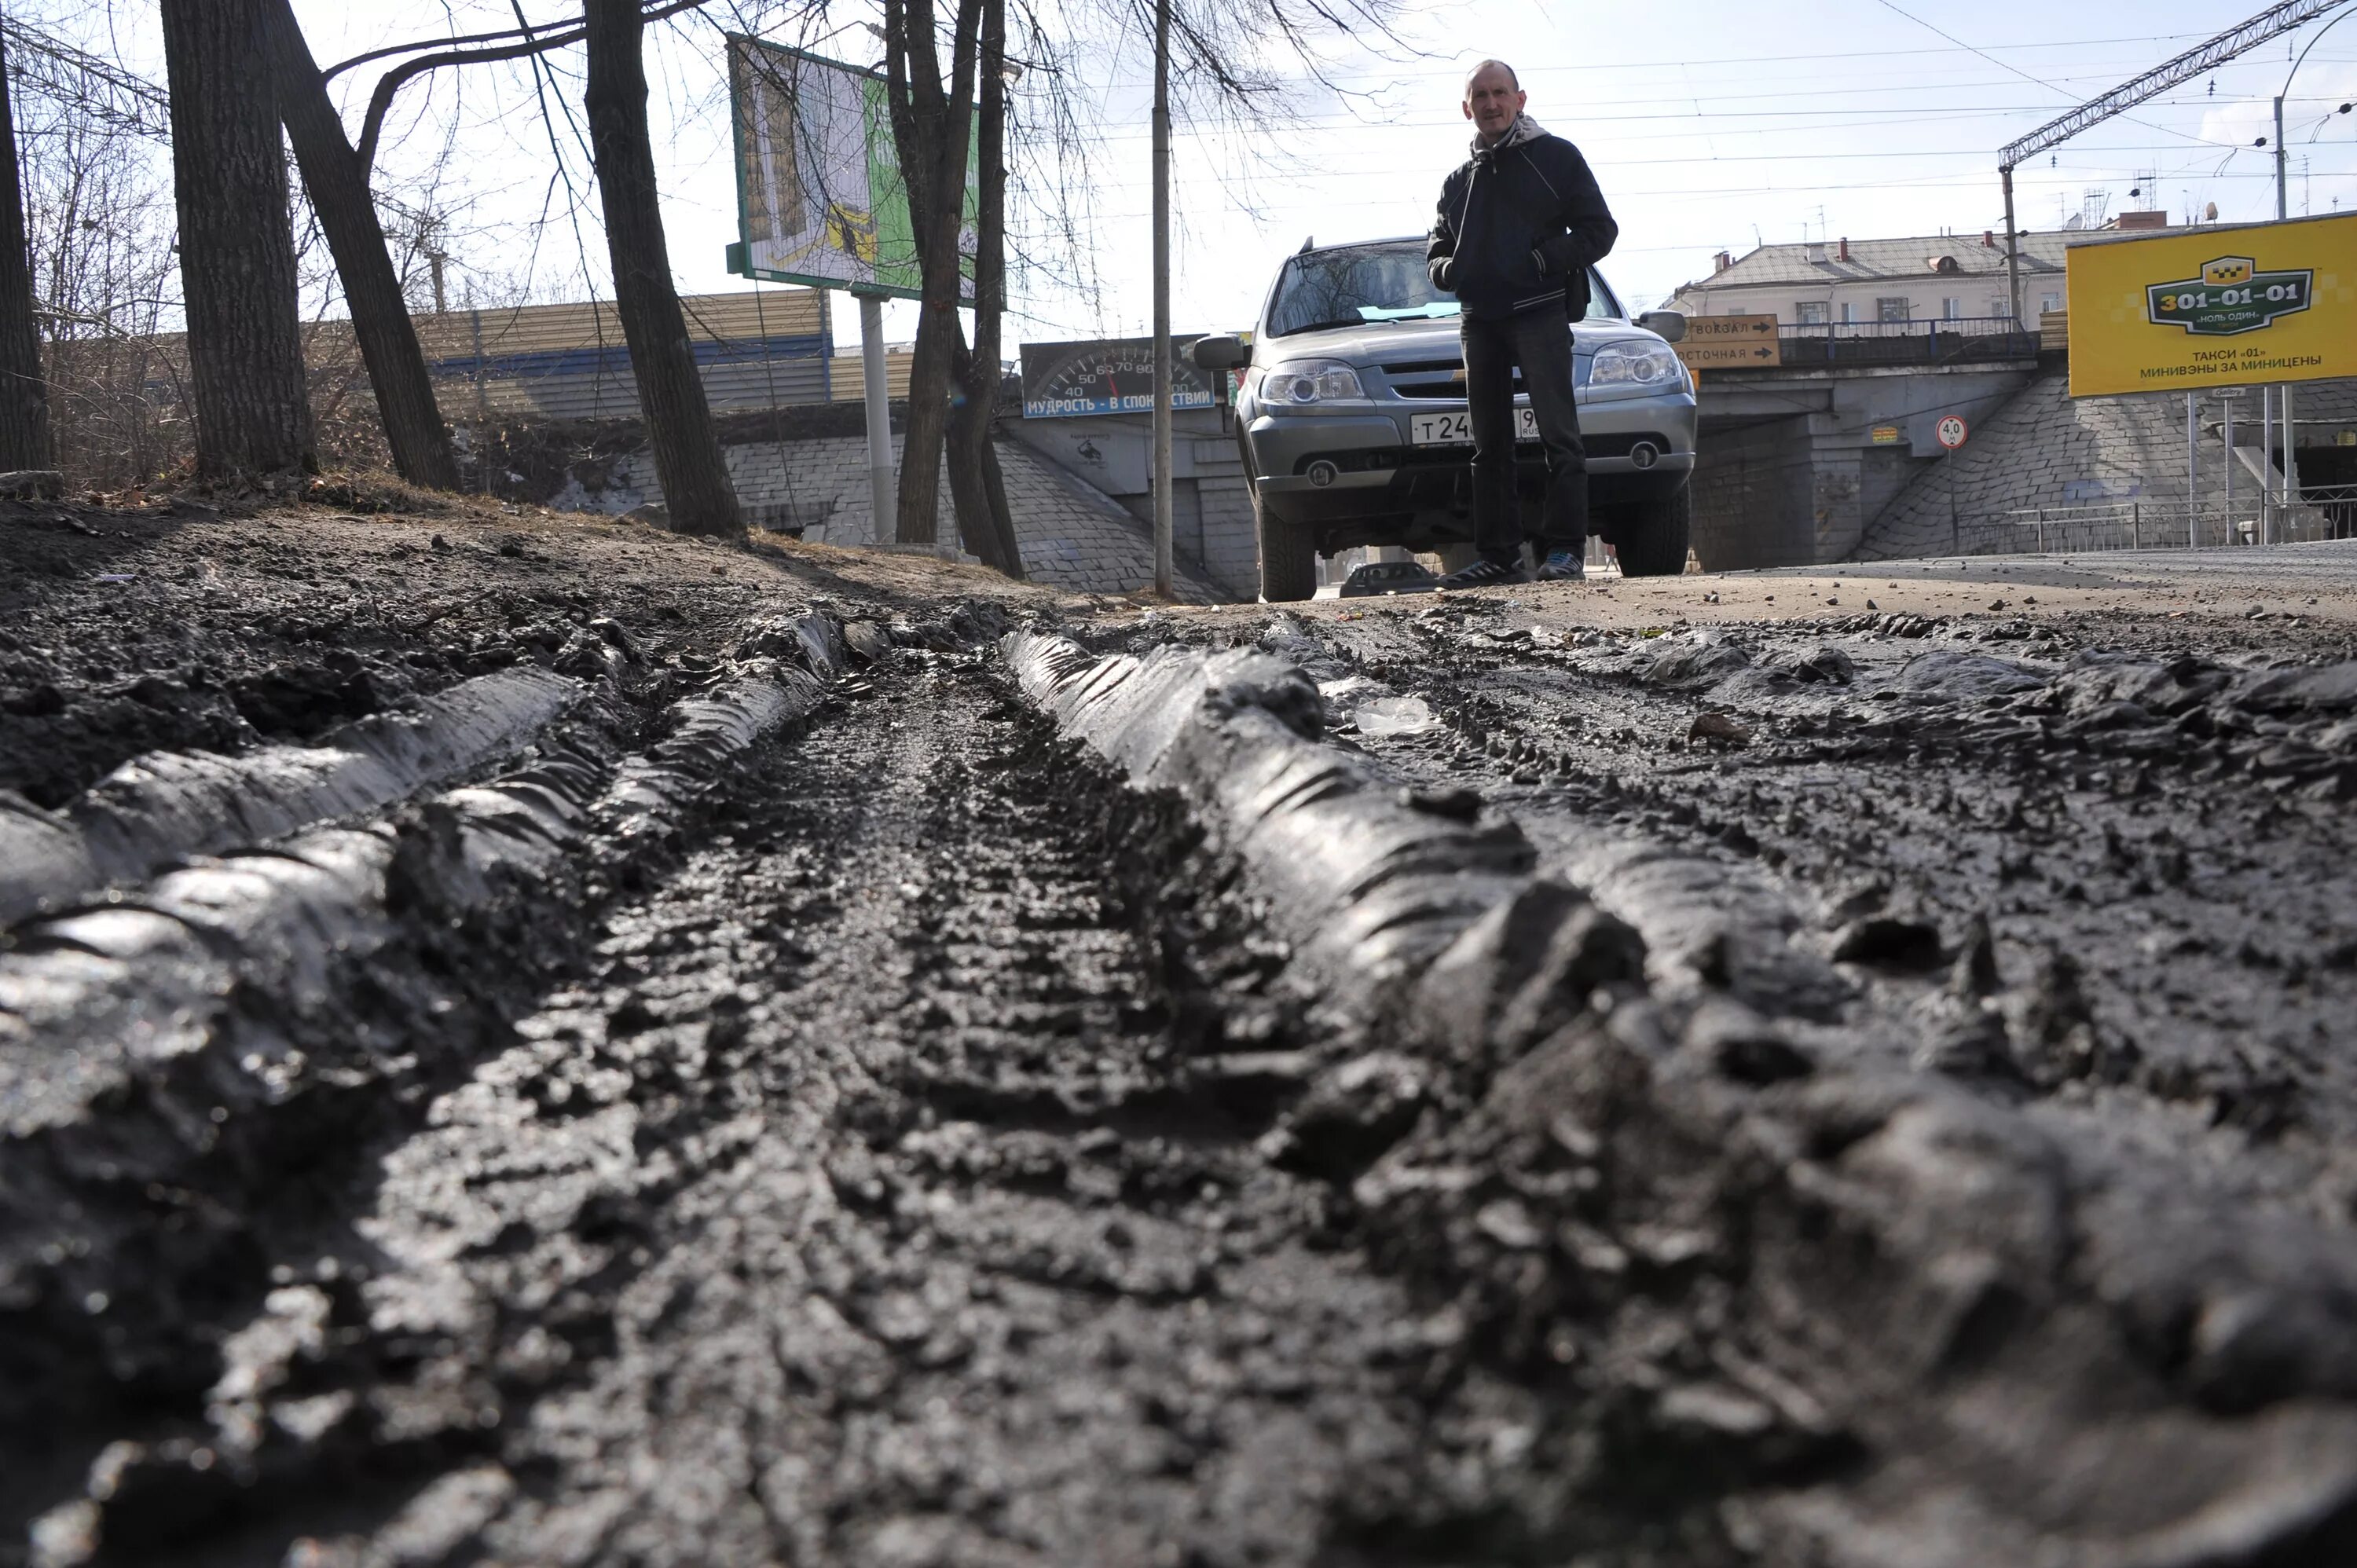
xmin=1942 ymin=298 xmax=1963 ymax=320
xmin=1796 ymin=301 xmax=1828 ymax=325
xmin=1840 ymin=302 xmax=1857 ymax=324
xmin=1878 ymin=296 xmax=1912 ymax=323
xmin=2040 ymin=293 xmax=2062 ymax=314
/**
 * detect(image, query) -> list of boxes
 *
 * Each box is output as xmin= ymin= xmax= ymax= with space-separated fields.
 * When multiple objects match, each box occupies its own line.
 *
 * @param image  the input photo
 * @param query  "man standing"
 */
xmin=1428 ymin=60 xmax=1618 ymax=586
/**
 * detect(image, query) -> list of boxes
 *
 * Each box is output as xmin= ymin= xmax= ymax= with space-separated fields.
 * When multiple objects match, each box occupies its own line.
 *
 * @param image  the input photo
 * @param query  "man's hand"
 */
xmin=1532 ymin=233 xmax=1583 ymax=279
xmin=1428 ymin=253 xmax=1457 ymax=294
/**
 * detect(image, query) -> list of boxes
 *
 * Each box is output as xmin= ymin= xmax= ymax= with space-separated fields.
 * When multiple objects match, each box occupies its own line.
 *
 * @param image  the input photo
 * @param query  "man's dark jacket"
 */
xmin=1428 ymin=115 xmax=1618 ymax=321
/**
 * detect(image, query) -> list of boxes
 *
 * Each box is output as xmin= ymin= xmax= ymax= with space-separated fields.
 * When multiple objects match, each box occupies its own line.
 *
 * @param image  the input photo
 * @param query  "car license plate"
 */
xmin=1410 ymin=408 xmax=1539 ymax=446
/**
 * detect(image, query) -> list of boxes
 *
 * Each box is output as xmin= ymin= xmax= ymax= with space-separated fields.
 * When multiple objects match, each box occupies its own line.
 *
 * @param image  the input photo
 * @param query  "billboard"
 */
xmin=1021 ymin=338 xmax=1217 ymax=419
xmin=2066 ymin=213 xmax=2357 ymax=397
xmin=724 ymin=35 xmax=972 ymax=301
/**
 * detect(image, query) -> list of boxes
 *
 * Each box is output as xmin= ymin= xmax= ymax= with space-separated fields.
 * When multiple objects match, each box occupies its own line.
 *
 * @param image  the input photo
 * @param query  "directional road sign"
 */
xmin=1673 ymin=313 xmax=1782 ymax=370
xmin=1936 ymin=415 xmax=1970 ymax=450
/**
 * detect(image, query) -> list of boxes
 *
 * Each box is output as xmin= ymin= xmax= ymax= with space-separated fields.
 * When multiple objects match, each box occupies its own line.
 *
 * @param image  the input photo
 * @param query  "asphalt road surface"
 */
xmin=5 ymin=496 xmax=2355 ymax=1567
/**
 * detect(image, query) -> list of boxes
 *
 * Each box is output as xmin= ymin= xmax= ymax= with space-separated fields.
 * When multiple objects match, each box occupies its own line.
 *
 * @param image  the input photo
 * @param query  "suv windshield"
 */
xmin=1266 ymin=241 xmax=1622 ymax=336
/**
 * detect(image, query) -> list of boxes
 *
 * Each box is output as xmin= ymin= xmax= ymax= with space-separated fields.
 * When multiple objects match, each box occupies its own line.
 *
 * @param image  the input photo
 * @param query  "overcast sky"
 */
xmin=59 ymin=2 xmax=2357 ymax=350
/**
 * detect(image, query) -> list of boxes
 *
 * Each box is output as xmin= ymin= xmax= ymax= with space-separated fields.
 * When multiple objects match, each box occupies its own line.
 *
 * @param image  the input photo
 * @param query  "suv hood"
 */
xmin=1256 ymin=315 xmax=1656 ymax=368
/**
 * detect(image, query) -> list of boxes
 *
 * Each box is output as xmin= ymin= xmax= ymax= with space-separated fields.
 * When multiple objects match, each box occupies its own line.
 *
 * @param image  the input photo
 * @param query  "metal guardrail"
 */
xmin=1936 ymin=485 xmax=2357 ymax=555
xmin=1777 ymin=316 xmax=2041 ymax=368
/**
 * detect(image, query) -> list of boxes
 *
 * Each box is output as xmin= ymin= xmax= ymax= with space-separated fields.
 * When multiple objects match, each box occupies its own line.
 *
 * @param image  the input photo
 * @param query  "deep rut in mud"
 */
xmin=15 ymin=646 xmax=1565 ymax=1568
xmin=15 ymin=587 xmax=2357 ymax=1568
xmin=1283 ymin=603 xmax=2357 ymax=1185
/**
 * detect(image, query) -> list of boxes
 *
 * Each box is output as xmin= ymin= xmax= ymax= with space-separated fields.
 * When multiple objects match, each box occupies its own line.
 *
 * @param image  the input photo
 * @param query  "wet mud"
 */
xmin=9 ymin=497 xmax=2357 ymax=1565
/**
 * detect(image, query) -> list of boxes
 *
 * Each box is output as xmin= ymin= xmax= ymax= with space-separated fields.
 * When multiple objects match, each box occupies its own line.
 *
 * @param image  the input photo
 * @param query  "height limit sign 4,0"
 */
xmin=1673 ymin=314 xmax=1781 ymax=370
xmin=1936 ymin=415 xmax=1969 ymax=450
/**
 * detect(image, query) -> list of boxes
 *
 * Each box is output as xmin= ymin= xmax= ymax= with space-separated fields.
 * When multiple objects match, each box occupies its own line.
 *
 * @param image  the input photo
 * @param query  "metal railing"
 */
xmin=1934 ymin=484 xmax=2357 ymax=555
xmin=1777 ymin=316 xmax=2041 ymax=368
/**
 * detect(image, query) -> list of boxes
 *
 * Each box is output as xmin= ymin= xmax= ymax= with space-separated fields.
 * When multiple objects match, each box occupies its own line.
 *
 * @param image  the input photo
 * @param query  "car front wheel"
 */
xmin=1252 ymin=484 xmax=1318 ymax=602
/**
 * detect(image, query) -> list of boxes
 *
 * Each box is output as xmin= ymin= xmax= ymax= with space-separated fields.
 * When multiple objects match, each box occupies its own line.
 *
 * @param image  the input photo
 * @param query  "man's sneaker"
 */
xmin=1437 ymin=557 xmax=1529 ymax=589
xmin=1536 ymin=548 xmax=1586 ymax=582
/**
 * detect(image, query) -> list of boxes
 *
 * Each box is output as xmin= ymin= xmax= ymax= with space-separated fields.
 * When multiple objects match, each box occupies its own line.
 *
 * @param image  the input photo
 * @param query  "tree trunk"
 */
xmin=944 ymin=0 xmax=1022 ymax=576
xmin=0 ymin=31 xmax=52 ymax=474
xmin=581 ymin=0 xmax=740 ymax=537
xmin=261 ymin=0 xmax=459 ymax=490
xmin=160 ymin=0 xmax=314 ymax=478
xmin=883 ymin=0 xmax=981 ymax=550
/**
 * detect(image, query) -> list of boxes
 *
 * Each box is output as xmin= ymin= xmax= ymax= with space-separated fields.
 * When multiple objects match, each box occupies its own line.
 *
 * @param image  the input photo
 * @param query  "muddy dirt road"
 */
xmin=6 ymin=497 xmax=2357 ymax=1566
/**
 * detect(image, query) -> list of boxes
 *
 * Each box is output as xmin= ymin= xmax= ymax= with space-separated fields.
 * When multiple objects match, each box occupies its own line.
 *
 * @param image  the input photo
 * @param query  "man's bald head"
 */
xmin=1466 ymin=59 xmax=1519 ymax=92
xmin=1462 ymin=58 xmax=1526 ymax=145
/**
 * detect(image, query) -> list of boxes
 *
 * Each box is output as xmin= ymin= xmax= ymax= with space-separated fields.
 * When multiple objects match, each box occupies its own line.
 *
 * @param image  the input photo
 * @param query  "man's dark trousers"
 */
xmin=1461 ymin=303 xmax=1585 ymax=568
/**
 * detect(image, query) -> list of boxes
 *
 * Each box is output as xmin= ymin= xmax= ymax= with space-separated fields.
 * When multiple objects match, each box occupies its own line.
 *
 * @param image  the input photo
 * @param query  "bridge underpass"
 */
xmin=1688 ymin=355 xmax=2041 ymax=570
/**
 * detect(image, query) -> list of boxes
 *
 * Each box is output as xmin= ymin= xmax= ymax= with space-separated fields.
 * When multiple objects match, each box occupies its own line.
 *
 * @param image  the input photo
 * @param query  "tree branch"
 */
xmin=354 ymin=0 xmax=711 ymax=176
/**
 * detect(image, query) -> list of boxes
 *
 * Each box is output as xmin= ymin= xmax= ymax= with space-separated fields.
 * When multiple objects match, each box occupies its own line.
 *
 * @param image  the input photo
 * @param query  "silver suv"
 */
xmin=1194 ymin=236 xmax=1699 ymax=602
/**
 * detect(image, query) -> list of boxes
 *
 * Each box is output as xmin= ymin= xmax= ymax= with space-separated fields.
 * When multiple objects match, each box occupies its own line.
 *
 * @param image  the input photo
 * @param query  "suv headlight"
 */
xmin=1589 ymin=340 xmax=1686 ymax=390
xmin=1263 ymin=359 xmax=1366 ymax=405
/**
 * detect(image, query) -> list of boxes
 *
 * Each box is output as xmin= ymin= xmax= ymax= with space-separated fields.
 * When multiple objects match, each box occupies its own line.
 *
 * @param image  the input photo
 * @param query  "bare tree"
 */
xmin=159 ymin=0 xmax=313 ymax=478
xmin=882 ymin=0 xmax=981 ymax=554
xmin=582 ymin=0 xmax=742 ymax=536
xmin=0 ymin=27 xmax=53 ymax=472
xmin=13 ymin=46 xmax=182 ymax=490
xmin=261 ymin=0 xmax=460 ymax=489
xmin=878 ymin=0 xmax=1406 ymax=578
xmin=942 ymin=0 xmax=1022 ymax=575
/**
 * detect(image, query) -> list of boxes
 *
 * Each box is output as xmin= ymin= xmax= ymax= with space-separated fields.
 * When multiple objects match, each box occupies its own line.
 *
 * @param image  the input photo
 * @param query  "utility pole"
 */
xmin=2276 ymin=93 xmax=2290 ymax=221
xmin=2002 ymin=169 xmax=2022 ymax=331
xmin=1149 ymin=0 xmax=1174 ymax=599
xmin=2266 ymin=9 xmax=2355 ymax=529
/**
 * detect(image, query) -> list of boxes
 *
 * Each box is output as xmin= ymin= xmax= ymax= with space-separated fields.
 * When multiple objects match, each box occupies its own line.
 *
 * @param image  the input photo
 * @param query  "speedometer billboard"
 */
xmin=2066 ymin=212 xmax=2356 ymax=397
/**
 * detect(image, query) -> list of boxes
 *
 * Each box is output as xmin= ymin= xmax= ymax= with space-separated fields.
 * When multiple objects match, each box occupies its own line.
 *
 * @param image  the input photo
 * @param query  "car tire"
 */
xmin=1615 ymin=484 xmax=1692 ymax=577
xmin=1253 ymin=485 xmax=1318 ymax=603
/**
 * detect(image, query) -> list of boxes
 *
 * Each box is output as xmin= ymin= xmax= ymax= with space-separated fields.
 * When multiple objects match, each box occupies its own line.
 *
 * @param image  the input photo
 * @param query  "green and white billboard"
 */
xmin=724 ymin=34 xmax=971 ymax=302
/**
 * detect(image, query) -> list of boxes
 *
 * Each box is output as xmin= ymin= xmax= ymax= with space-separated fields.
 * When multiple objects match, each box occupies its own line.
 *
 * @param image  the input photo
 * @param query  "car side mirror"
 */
xmin=1190 ymin=335 xmax=1251 ymax=372
xmin=1638 ymin=311 xmax=1688 ymax=343
xmin=1191 ymin=335 xmax=1249 ymax=433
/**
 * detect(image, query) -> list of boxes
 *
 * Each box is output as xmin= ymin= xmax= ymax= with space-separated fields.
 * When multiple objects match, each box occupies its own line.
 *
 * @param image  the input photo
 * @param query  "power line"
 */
xmin=1999 ymin=0 xmax=2355 ymax=169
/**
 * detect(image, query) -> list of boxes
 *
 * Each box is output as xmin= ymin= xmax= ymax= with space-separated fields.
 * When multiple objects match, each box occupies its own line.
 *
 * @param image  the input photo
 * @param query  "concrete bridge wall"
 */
xmin=1690 ymin=362 xmax=2037 ymax=570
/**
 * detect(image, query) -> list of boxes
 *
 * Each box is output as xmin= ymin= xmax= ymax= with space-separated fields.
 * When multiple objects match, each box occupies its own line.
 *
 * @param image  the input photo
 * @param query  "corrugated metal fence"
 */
xmin=414 ymin=288 xmax=846 ymax=421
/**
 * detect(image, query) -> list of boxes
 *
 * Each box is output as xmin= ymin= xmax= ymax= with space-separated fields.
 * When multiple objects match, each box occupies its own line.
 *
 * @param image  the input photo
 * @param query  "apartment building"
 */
xmin=1666 ymin=214 xmax=2176 ymax=328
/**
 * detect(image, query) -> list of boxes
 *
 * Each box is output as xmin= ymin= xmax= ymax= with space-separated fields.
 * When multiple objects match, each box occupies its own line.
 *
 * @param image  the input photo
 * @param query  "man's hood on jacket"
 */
xmin=1472 ymin=112 xmax=1547 ymax=159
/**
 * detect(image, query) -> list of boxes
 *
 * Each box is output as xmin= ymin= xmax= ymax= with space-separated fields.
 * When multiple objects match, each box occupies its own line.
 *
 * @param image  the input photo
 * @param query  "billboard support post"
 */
xmin=2261 ymin=386 xmax=2274 ymax=543
xmin=2187 ymin=392 xmax=2198 ymax=548
xmin=2286 ymin=382 xmax=2300 ymax=514
xmin=1149 ymin=0 xmax=1174 ymax=599
xmin=2223 ymin=391 xmax=2234 ymax=534
xmin=858 ymin=291 xmax=894 ymax=548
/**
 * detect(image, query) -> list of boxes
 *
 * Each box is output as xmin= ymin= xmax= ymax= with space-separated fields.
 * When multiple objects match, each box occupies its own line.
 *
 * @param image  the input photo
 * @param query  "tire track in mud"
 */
xmin=29 ymin=647 xmax=1496 ymax=1568
xmin=26 ymin=600 xmax=2357 ymax=1566
xmin=1008 ymin=618 xmax=2357 ymax=1566
xmin=1285 ymin=605 xmax=2357 ymax=1196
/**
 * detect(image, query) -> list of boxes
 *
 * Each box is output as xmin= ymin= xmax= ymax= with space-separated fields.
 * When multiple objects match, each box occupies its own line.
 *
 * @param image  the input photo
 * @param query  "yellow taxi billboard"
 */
xmin=2066 ymin=212 xmax=2357 ymax=397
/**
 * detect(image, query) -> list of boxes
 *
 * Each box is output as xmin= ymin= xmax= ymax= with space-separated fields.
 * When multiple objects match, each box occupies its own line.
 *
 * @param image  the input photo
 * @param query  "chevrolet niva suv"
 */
xmin=1193 ymin=236 xmax=1699 ymax=602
